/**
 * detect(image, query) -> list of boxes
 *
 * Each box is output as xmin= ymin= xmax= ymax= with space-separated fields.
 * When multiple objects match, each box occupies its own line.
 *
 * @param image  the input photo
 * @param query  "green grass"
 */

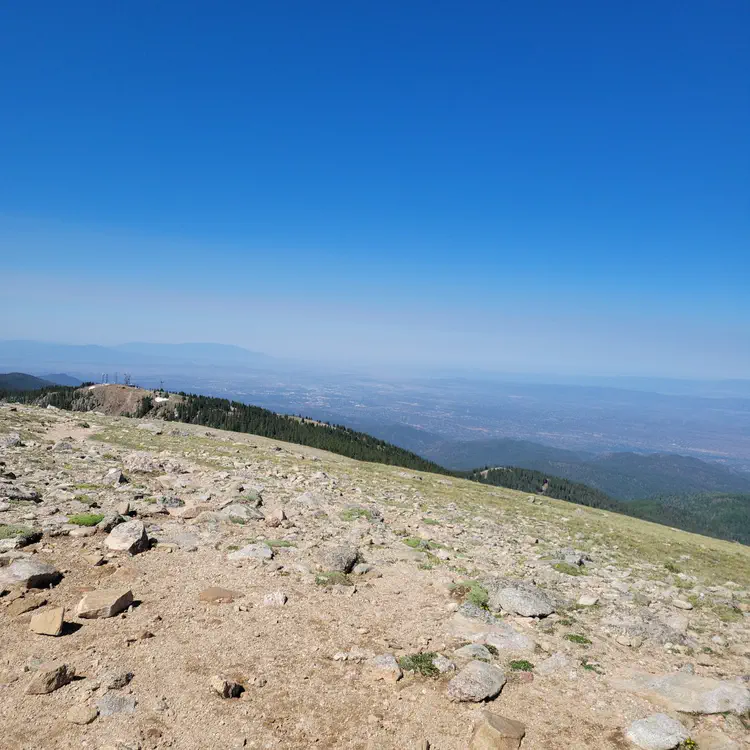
xmin=553 ymin=562 xmax=585 ymax=576
xmin=485 ymin=644 xmax=499 ymax=657
xmin=664 ymin=561 xmax=681 ymax=573
xmin=713 ymin=604 xmax=743 ymax=623
xmin=508 ymin=660 xmax=534 ymax=671
xmin=315 ymin=572 xmax=353 ymax=587
xmin=0 ymin=524 xmax=33 ymax=539
xmin=398 ymin=652 xmax=439 ymax=677
xmin=449 ymin=580 xmax=490 ymax=609
xmin=340 ymin=506 xmax=373 ymax=522
xmin=265 ymin=539 xmax=296 ymax=548
xmin=422 ymin=517 xmax=441 ymax=525
xmin=68 ymin=513 xmax=105 ymax=527
xmin=73 ymin=482 xmax=102 ymax=490
xmin=580 ymin=658 xmax=604 ymax=675
xmin=565 ymin=634 xmax=592 ymax=645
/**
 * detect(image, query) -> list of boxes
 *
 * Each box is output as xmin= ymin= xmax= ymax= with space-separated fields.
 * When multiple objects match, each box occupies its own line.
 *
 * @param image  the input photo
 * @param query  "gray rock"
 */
xmin=104 ymin=468 xmax=127 ymax=486
xmin=615 ymin=672 xmax=750 ymax=714
xmin=454 ymin=644 xmax=493 ymax=663
xmin=227 ymin=543 xmax=273 ymax=561
xmin=104 ymin=520 xmax=149 ymax=554
xmin=124 ymin=452 xmax=157 ymax=473
xmin=100 ymin=670 xmax=134 ymax=690
xmin=447 ymin=661 xmax=506 ymax=702
xmin=0 ymin=484 xmax=40 ymax=502
xmin=263 ymin=591 xmax=288 ymax=607
xmin=25 ymin=662 xmax=75 ymax=694
xmin=97 ymin=692 xmax=137 ymax=716
xmin=368 ymin=654 xmax=403 ymax=683
xmin=352 ymin=563 xmax=372 ymax=575
xmin=210 ymin=675 xmax=244 ymax=698
xmin=96 ymin=513 xmax=125 ymax=533
xmin=0 ymin=559 xmax=62 ymax=589
xmin=625 ymin=714 xmax=689 ymax=750
xmin=537 ymin=653 xmax=570 ymax=676
xmin=0 ymin=432 xmax=22 ymax=448
xmin=432 ymin=654 xmax=456 ymax=673
xmin=316 ymin=545 xmax=358 ymax=573
xmin=486 ymin=580 xmax=554 ymax=617
xmin=223 ymin=503 xmax=264 ymax=523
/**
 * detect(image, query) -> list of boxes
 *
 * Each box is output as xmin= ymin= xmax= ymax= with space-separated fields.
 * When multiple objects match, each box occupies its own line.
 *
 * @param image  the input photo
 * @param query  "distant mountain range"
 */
xmin=0 ymin=372 xmax=83 ymax=391
xmin=386 ymin=434 xmax=750 ymax=501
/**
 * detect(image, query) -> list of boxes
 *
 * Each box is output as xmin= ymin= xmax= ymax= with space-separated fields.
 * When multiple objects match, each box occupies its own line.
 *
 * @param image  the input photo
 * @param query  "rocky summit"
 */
xmin=0 ymin=400 xmax=749 ymax=749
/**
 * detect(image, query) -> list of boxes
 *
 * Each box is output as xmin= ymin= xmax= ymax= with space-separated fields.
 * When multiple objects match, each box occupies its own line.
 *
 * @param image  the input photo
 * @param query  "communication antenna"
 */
xmin=160 ymin=379 xmax=164 ymax=392
xmin=114 ymin=372 xmax=119 ymax=384
xmin=123 ymin=373 xmax=131 ymax=386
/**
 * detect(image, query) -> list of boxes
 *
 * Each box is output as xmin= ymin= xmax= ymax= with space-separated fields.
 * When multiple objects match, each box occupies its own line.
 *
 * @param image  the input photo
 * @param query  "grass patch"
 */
xmin=102 ymin=453 xmax=116 ymax=460
xmin=565 ymin=633 xmax=592 ymax=645
xmin=580 ymin=658 xmax=604 ymax=675
xmin=0 ymin=524 xmax=34 ymax=540
xmin=674 ymin=578 xmax=694 ymax=590
xmin=485 ymin=644 xmax=499 ymax=657
xmin=315 ymin=572 xmax=353 ymax=587
xmin=398 ymin=652 xmax=439 ymax=677
xmin=553 ymin=562 xmax=585 ymax=576
xmin=449 ymin=580 xmax=490 ymax=609
xmin=226 ymin=544 xmax=240 ymax=552
xmin=265 ymin=539 xmax=296 ymax=548
xmin=422 ymin=517 xmax=441 ymax=525
xmin=340 ymin=506 xmax=373 ymax=522
xmin=508 ymin=659 xmax=534 ymax=671
xmin=713 ymin=604 xmax=743 ymax=623
xmin=68 ymin=513 xmax=105 ymax=527
xmin=73 ymin=482 xmax=102 ymax=490
xmin=664 ymin=561 xmax=680 ymax=573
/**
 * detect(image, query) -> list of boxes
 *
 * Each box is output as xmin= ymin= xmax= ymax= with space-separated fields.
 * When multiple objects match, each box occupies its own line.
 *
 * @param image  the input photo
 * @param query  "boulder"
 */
xmin=486 ymin=580 xmax=554 ymax=617
xmin=228 ymin=543 xmax=273 ymax=561
xmin=454 ymin=644 xmax=494 ymax=663
xmin=614 ymin=672 xmax=750 ymax=715
xmin=223 ymin=503 xmax=264 ymax=523
xmin=104 ymin=520 xmax=149 ymax=554
xmin=25 ymin=662 xmax=75 ymax=694
xmin=0 ymin=432 xmax=22 ymax=448
xmin=263 ymin=591 xmax=288 ymax=607
xmin=76 ymin=588 xmax=134 ymax=619
xmin=625 ymin=714 xmax=689 ymax=750
xmin=30 ymin=606 xmax=65 ymax=636
xmin=97 ymin=692 xmax=137 ymax=716
xmin=447 ymin=661 xmax=506 ymax=702
xmin=470 ymin=712 xmax=526 ymax=750
xmin=0 ymin=559 xmax=62 ymax=590
xmin=316 ymin=545 xmax=358 ymax=573
xmin=66 ymin=705 xmax=99 ymax=725
xmin=104 ymin=468 xmax=127 ymax=486
xmin=210 ymin=675 xmax=244 ymax=698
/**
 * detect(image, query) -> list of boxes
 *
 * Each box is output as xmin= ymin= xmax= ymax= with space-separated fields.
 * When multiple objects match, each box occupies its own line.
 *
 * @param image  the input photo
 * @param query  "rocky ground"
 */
xmin=1 ymin=398 xmax=749 ymax=750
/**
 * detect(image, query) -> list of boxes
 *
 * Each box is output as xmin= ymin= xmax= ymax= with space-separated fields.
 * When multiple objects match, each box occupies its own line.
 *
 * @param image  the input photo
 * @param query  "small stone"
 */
xmin=486 ymin=580 xmax=554 ymax=617
xmin=625 ymin=713 xmax=689 ymax=750
xmin=97 ymin=691 xmax=137 ymax=716
xmin=447 ymin=661 xmax=506 ymax=702
xmin=263 ymin=591 xmax=287 ymax=607
xmin=104 ymin=520 xmax=149 ymax=554
xmin=69 ymin=526 xmax=96 ymax=538
xmin=454 ymin=644 xmax=493 ymax=663
xmin=200 ymin=587 xmax=242 ymax=604
xmin=672 ymin=599 xmax=693 ymax=610
xmin=100 ymin=670 xmax=134 ymax=690
xmin=265 ymin=508 xmax=286 ymax=527
xmin=368 ymin=654 xmax=403 ymax=683
xmin=577 ymin=595 xmax=599 ymax=607
xmin=30 ymin=606 xmax=64 ymax=636
xmin=104 ymin=468 xmax=127 ymax=486
xmin=76 ymin=588 xmax=134 ymax=619
xmin=470 ymin=711 xmax=526 ymax=750
xmin=116 ymin=501 xmax=131 ymax=516
xmin=25 ymin=662 xmax=75 ymax=694
xmin=210 ymin=675 xmax=244 ymax=698
xmin=352 ymin=563 xmax=372 ymax=575
xmin=6 ymin=594 xmax=47 ymax=617
xmin=83 ymin=553 xmax=105 ymax=566
xmin=66 ymin=705 xmax=99 ymax=725
xmin=432 ymin=654 xmax=456 ymax=673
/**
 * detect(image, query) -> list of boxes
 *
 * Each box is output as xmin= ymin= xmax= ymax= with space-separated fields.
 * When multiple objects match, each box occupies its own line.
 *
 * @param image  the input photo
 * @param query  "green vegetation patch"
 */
xmin=73 ymin=482 xmax=102 ymax=490
xmin=580 ymin=658 xmax=604 ymax=675
xmin=422 ymin=517 xmax=441 ymax=525
xmin=265 ymin=539 xmax=296 ymax=548
xmin=340 ymin=506 xmax=373 ymax=522
xmin=508 ymin=660 xmax=534 ymax=672
xmin=398 ymin=652 xmax=439 ymax=677
xmin=315 ymin=572 xmax=353 ymax=587
xmin=0 ymin=524 xmax=35 ymax=540
xmin=553 ymin=562 xmax=585 ymax=576
xmin=664 ymin=561 xmax=681 ymax=573
xmin=449 ymin=580 xmax=490 ymax=609
xmin=565 ymin=633 xmax=592 ymax=645
xmin=68 ymin=513 xmax=105 ymax=527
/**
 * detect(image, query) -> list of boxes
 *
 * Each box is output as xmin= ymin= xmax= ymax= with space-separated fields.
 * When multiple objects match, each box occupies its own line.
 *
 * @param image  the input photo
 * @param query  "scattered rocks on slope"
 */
xmin=25 ymin=662 xmax=75 ymax=694
xmin=29 ymin=606 xmax=65 ymax=636
xmin=625 ymin=713 xmax=689 ymax=750
xmin=447 ymin=661 xmax=506 ymax=702
xmin=469 ymin=711 xmax=526 ymax=750
xmin=104 ymin=468 xmax=128 ymax=486
xmin=76 ymin=588 xmax=134 ymax=619
xmin=0 ymin=432 xmax=22 ymax=448
xmin=485 ymin=580 xmax=554 ymax=617
xmin=104 ymin=519 xmax=149 ymax=554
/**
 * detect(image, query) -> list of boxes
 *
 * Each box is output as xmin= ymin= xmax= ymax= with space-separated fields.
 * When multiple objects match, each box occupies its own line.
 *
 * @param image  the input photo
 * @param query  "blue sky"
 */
xmin=1 ymin=1 xmax=748 ymax=377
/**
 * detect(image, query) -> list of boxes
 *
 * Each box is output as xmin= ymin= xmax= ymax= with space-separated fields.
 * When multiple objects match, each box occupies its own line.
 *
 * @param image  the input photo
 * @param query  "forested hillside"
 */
xmin=0 ymin=372 xmax=54 ymax=391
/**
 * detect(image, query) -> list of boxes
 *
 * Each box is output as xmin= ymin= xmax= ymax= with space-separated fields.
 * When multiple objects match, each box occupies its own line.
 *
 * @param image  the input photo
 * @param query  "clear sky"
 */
xmin=1 ymin=1 xmax=748 ymax=377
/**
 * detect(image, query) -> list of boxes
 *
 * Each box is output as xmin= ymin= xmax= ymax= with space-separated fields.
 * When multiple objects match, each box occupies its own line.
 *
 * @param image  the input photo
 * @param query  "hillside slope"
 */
xmin=0 ymin=372 xmax=52 ymax=391
xmin=0 ymin=404 xmax=748 ymax=749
